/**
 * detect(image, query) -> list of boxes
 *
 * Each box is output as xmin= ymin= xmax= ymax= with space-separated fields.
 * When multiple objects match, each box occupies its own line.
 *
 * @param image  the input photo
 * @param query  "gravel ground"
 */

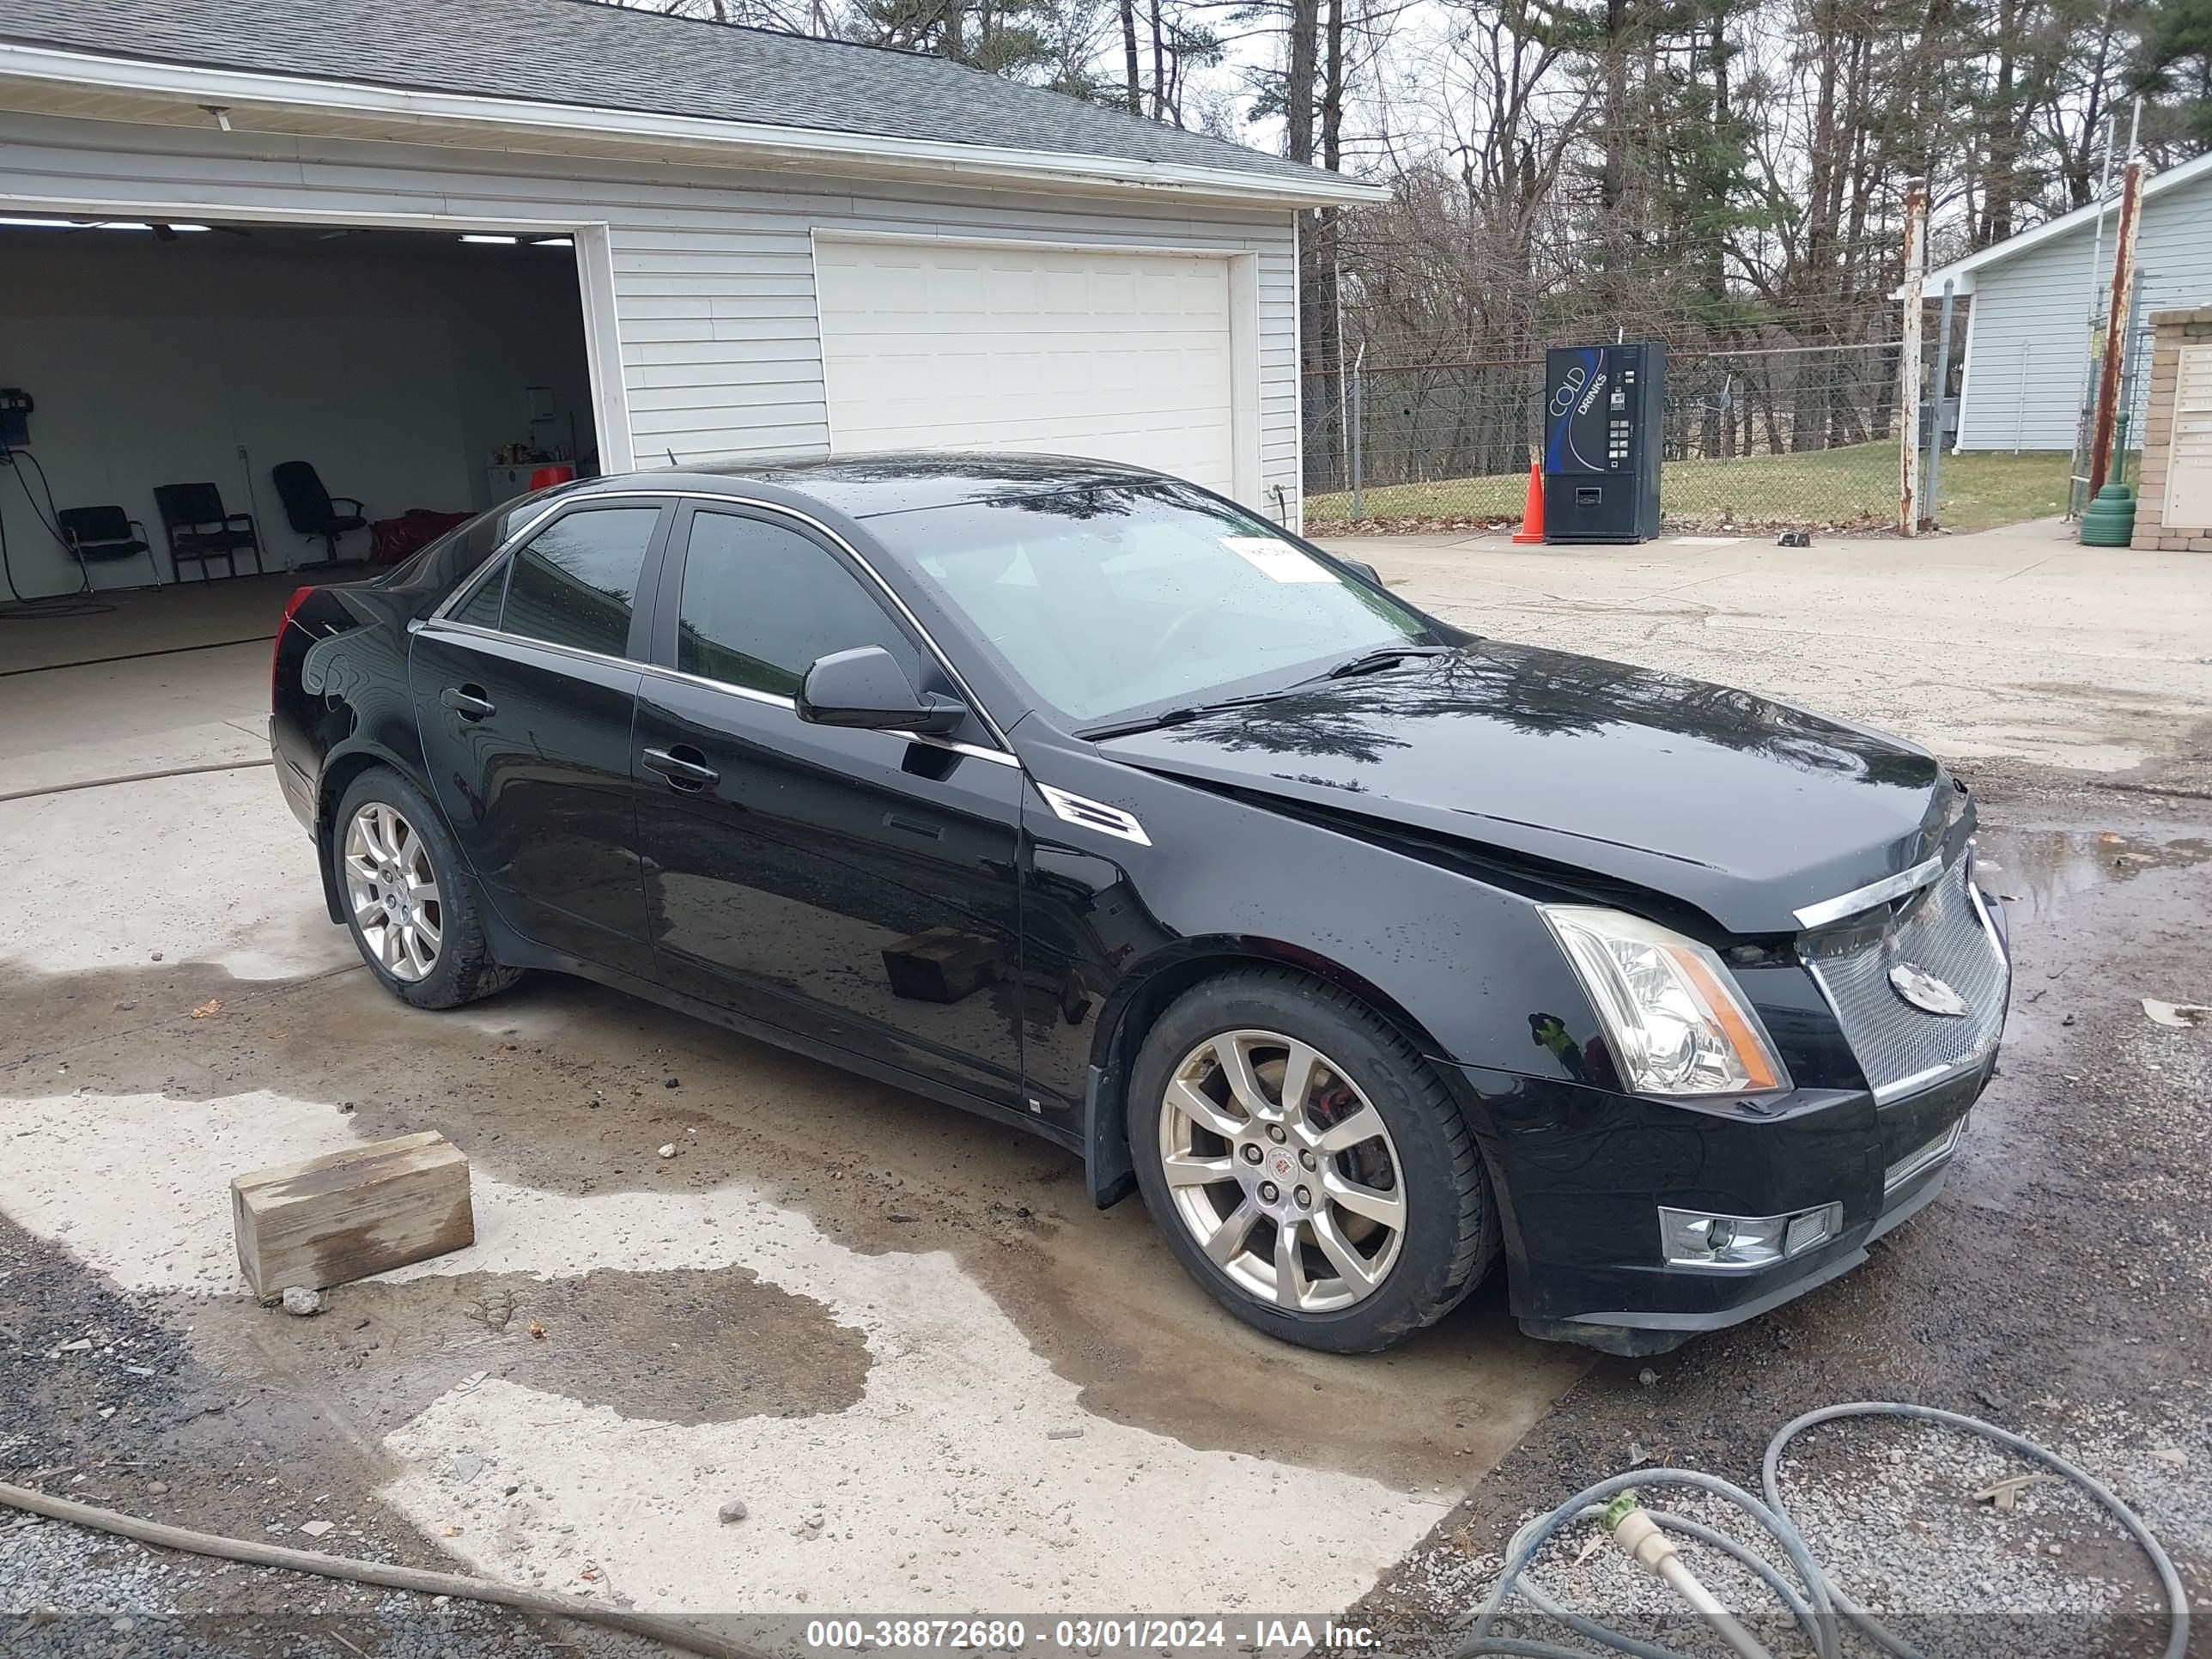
xmin=0 ymin=1210 xmax=661 ymax=1659
xmin=1356 ymin=753 xmax=2212 ymax=1658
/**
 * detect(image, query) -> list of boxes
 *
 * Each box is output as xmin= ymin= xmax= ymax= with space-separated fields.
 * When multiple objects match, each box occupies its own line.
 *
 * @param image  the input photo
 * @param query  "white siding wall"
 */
xmin=1955 ymin=171 xmax=2212 ymax=451
xmin=0 ymin=110 xmax=1303 ymax=519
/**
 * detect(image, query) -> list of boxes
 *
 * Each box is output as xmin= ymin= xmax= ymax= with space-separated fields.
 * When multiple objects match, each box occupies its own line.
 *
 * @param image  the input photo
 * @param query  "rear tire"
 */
xmin=1129 ymin=967 xmax=1497 ymax=1352
xmin=331 ymin=767 xmax=520 ymax=1010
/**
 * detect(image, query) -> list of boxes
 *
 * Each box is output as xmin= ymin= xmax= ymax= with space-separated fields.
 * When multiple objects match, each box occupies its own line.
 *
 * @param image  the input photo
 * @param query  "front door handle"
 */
xmin=884 ymin=811 xmax=943 ymax=841
xmin=641 ymin=744 xmax=719 ymax=793
xmin=441 ymin=684 xmax=495 ymax=721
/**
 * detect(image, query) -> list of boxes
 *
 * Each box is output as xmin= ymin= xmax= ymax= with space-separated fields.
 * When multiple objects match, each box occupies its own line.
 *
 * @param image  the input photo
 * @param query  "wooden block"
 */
xmin=880 ymin=926 xmax=1003 ymax=1004
xmin=232 ymin=1131 xmax=474 ymax=1298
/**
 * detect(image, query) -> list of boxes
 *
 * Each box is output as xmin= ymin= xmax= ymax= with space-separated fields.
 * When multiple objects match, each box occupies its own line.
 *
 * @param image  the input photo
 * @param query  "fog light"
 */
xmin=1658 ymin=1202 xmax=1841 ymax=1271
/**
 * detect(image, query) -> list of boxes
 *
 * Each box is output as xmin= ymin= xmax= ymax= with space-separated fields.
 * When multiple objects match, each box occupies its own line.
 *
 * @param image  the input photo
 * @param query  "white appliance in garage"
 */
xmin=814 ymin=237 xmax=1243 ymax=499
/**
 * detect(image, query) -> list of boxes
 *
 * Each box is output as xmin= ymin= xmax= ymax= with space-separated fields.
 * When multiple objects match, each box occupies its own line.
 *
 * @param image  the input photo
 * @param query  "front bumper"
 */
xmin=1467 ymin=890 xmax=2008 ymax=1357
xmin=1468 ymin=862 xmax=2026 ymax=1353
xmin=1487 ymin=1060 xmax=1990 ymax=1356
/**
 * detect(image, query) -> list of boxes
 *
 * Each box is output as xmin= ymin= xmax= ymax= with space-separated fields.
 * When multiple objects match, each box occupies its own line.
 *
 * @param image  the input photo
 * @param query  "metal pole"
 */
xmin=2087 ymin=155 xmax=2145 ymax=497
xmin=1925 ymin=278 xmax=1957 ymax=526
xmin=1898 ymin=177 xmax=1927 ymax=537
xmin=2068 ymin=111 xmax=2118 ymax=514
xmin=2113 ymin=264 xmax=2148 ymax=487
xmin=2081 ymin=114 xmax=2118 ymax=362
xmin=1334 ymin=246 xmax=1351 ymax=493
xmin=1350 ymin=349 xmax=1365 ymax=523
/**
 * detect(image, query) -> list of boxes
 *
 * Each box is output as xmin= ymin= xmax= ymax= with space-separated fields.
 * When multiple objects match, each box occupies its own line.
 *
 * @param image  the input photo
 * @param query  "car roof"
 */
xmin=592 ymin=452 xmax=1172 ymax=520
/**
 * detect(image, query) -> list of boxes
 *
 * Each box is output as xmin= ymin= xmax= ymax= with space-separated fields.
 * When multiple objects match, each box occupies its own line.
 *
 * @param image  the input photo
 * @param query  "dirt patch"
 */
xmin=179 ymin=1265 xmax=871 ymax=1437
xmin=0 ymin=957 xmax=343 ymax=1076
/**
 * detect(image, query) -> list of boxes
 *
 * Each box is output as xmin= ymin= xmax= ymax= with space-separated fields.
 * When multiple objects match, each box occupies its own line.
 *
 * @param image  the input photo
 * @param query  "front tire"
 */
xmin=331 ymin=768 xmax=520 ymax=1010
xmin=1129 ymin=968 xmax=1497 ymax=1352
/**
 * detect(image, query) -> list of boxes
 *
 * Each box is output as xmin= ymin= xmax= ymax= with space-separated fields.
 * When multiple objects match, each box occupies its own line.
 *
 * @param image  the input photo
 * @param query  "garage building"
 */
xmin=0 ymin=0 xmax=1375 ymax=608
xmin=1923 ymin=150 xmax=2212 ymax=453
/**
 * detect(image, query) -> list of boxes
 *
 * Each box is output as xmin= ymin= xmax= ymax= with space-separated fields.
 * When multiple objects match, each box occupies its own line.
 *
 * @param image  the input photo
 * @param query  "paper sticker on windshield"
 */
xmin=1222 ymin=537 xmax=1335 ymax=583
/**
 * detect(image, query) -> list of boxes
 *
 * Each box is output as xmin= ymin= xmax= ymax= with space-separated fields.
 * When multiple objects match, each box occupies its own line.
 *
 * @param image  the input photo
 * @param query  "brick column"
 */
xmin=2134 ymin=305 xmax=2212 ymax=550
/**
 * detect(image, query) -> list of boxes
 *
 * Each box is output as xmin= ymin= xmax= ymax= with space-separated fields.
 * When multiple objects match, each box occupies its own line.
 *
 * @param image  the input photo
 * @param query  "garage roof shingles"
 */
xmin=3 ymin=0 xmax=1334 ymax=187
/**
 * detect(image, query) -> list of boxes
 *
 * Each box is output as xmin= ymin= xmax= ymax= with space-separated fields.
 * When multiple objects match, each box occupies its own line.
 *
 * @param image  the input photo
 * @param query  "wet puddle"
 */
xmin=181 ymin=1264 xmax=871 ymax=1436
xmin=1973 ymin=829 xmax=2212 ymax=919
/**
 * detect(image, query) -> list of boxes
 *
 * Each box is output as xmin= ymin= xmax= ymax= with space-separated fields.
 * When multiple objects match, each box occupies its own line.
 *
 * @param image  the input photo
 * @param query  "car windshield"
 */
xmin=869 ymin=481 xmax=1445 ymax=728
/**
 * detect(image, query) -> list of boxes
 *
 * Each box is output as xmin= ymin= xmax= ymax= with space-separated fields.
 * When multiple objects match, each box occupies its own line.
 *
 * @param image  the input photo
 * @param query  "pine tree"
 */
xmin=2138 ymin=0 xmax=2212 ymax=141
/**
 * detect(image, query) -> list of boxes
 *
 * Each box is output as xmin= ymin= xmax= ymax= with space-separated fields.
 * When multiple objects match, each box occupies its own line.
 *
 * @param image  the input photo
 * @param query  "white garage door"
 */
xmin=814 ymin=237 xmax=1239 ymax=495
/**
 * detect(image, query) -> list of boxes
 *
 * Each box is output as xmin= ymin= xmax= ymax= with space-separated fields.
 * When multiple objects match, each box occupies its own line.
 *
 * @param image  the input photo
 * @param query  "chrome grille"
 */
xmin=1886 ymin=1116 xmax=1966 ymax=1191
xmin=1806 ymin=858 xmax=2008 ymax=1103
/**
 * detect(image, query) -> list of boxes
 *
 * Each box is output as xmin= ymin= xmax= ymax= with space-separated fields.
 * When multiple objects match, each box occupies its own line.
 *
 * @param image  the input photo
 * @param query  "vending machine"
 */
xmin=1540 ymin=342 xmax=1666 ymax=544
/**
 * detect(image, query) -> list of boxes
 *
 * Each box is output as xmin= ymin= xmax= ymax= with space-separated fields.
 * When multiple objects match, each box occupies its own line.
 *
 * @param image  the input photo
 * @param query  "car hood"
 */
xmin=1095 ymin=640 xmax=1965 ymax=935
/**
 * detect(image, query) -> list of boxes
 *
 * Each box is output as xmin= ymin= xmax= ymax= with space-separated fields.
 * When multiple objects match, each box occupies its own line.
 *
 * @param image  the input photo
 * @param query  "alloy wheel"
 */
xmin=1157 ymin=1030 xmax=1407 ymax=1312
xmin=342 ymin=801 xmax=444 ymax=983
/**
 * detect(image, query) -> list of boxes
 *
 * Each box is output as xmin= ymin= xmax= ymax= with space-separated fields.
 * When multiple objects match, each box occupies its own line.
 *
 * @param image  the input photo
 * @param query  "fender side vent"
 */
xmin=1035 ymin=783 xmax=1151 ymax=847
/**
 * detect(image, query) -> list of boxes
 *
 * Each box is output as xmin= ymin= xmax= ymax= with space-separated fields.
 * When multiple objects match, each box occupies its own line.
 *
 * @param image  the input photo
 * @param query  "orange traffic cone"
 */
xmin=1511 ymin=458 xmax=1547 ymax=544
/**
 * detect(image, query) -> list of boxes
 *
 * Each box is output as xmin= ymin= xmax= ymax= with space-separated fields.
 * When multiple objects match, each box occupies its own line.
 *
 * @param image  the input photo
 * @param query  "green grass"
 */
xmin=1305 ymin=442 xmax=2074 ymax=535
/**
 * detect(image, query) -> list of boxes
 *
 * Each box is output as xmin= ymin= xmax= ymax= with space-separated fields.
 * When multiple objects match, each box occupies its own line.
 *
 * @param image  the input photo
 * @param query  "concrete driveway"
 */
xmin=3 ymin=520 xmax=2208 ymax=1644
xmin=1321 ymin=518 xmax=2212 ymax=777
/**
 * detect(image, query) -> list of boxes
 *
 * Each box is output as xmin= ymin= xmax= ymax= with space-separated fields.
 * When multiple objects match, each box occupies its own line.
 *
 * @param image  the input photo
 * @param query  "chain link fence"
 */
xmin=1303 ymin=339 xmax=1910 ymax=532
xmin=2063 ymin=308 xmax=2156 ymax=518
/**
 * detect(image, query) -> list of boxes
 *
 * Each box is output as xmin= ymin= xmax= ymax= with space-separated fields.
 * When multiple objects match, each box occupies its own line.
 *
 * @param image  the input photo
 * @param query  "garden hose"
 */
xmin=1459 ymin=1401 xmax=2186 ymax=1659
xmin=0 ymin=1478 xmax=767 ymax=1659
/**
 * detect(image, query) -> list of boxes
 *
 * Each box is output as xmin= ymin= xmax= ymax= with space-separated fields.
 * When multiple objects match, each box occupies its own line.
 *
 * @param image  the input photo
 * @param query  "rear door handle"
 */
xmin=641 ymin=744 xmax=719 ymax=793
xmin=441 ymin=684 xmax=495 ymax=720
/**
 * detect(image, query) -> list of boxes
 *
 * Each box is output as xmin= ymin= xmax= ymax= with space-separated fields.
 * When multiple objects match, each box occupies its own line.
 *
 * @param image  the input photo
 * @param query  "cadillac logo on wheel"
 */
xmin=1888 ymin=963 xmax=1971 ymax=1017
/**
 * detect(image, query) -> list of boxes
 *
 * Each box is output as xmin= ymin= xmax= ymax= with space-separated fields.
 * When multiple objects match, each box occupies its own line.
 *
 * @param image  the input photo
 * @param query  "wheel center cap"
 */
xmin=1266 ymin=1147 xmax=1297 ymax=1183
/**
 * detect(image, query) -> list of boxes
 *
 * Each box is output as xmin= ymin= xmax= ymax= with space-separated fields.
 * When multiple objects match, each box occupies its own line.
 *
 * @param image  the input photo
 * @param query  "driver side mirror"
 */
xmin=1339 ymin=557 xmax=1383 ymax=586
xmin=796 ymin=646 xmax=965 ymax=736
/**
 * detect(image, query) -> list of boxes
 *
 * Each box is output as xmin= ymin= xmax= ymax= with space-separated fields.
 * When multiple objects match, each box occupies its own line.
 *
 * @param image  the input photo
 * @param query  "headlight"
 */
xmin=1540 ymin=906 xmax=1789 ymax=1097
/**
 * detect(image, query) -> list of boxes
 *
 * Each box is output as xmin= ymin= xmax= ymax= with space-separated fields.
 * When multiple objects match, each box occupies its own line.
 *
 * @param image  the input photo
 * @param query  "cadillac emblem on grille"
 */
xmin=1888 ymin=962 xmax=1972 ymax=1017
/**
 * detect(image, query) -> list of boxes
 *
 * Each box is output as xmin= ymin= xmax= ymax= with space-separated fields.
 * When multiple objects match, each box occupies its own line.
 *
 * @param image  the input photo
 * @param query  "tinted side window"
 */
xmin=501 ymin=507 xmax=660 ymax=657
xmin=380 ymin=502 xmax=509 ymax=591
xmin=451 ymin=561 xmax=507 ymax=628
xmin=677 ymin=511 xmax=921 ymax=697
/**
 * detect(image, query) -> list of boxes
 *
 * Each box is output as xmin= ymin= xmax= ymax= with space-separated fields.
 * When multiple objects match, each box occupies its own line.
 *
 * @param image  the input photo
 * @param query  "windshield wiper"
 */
xmin=1316 ymin=643 xmax=1456 ymax=680
xmin=1081 ymin=646 xmax=1458 ymax=739
xmin=1079 ymin=690 xmax=1294 ymax=741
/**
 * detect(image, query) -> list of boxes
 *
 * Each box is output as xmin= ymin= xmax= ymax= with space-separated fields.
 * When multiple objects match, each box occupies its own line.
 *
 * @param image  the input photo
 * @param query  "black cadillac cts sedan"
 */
xmin=272 ymin=456 xmax=2009 ymax=1355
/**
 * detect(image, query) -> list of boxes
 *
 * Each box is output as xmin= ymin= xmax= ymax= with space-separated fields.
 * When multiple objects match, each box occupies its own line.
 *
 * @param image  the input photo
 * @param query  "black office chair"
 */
xmin=271 ymin=461 xmax=367 ymax=564
xmin=153 ymin=482 xmax=263 ymax=580
xmin=57 ymin=504 xmax=163 ymax=590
